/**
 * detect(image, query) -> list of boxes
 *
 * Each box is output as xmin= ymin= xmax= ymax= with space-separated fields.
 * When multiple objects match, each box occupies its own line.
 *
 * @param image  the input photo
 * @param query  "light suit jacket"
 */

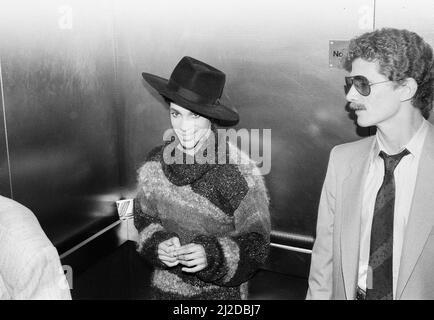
xmin=307 ymin=122 xmax=434 ymax=300
xmin=0 ymin=196 xmax=71 ymax=300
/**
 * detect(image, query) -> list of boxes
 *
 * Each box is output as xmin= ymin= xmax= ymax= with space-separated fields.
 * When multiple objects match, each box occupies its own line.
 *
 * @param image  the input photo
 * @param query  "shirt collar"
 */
xmin=370 ymin=119 xmax=429 ymax=164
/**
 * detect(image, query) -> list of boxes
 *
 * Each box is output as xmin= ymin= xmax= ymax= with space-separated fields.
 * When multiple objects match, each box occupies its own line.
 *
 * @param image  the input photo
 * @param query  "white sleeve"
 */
xmin=306 ymin=147 xmax=337 ymax=300
xmin=14 ymin=246 xmax=72 ymax=300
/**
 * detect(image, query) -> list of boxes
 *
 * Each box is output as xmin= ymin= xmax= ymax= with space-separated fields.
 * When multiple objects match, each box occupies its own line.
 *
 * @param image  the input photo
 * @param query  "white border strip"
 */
xmin=59 ymin=220 xmax=122 ymax=259
xmin=270 ymin=242 xmax=312 ymax=254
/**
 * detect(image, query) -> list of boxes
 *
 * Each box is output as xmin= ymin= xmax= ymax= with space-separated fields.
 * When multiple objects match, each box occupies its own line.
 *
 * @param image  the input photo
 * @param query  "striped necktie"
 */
xmin=365 ymin=148 xmax=410 ymax=300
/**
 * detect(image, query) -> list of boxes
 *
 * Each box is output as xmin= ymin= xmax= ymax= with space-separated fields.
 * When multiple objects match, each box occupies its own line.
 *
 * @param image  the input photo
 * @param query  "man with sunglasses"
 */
xmin=307 ymin=28 xmax=434 ymax=300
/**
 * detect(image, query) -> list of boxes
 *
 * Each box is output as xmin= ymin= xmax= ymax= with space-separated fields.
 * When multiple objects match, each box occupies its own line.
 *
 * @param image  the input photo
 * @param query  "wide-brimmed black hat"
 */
xmin=142 ymin=56 xmax=239 ymax=126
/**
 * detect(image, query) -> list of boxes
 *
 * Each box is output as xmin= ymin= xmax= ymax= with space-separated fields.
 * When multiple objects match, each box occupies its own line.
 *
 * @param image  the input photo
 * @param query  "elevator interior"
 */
xmin=0 ymin=0 xmax=433 ymax=299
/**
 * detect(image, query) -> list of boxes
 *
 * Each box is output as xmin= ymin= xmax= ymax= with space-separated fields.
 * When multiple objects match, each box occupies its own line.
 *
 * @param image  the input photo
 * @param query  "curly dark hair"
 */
xmin=343 ymin=28 xmax=434 ymax=119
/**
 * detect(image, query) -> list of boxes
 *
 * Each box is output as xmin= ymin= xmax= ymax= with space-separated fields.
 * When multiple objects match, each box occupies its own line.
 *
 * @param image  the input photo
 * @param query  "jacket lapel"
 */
xmin=396 ymin=124 xmax=434 ymax=299
xmin=340 ymin=137 xmax=373 ymax=299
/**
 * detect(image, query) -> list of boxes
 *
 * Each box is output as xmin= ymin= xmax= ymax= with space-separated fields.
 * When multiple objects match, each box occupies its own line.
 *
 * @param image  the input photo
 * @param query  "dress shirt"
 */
xmin=357 ymin=119 xmax=429 ymax=298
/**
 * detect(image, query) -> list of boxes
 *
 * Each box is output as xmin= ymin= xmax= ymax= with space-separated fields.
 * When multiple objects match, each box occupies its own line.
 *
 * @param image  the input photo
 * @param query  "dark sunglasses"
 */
xmin=344 ymin=75 xmax=393 ymax=96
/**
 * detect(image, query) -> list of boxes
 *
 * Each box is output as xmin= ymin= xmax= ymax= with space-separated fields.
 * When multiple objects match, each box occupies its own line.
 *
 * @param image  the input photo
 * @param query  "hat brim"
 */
xmin=142 ymin=72 xmax=239 ymax=126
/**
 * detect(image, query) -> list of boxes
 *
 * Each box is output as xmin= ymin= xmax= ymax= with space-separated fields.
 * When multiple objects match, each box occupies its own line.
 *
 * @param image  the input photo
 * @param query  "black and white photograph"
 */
xmin=0 ymin=0 xmax=434 ymax=309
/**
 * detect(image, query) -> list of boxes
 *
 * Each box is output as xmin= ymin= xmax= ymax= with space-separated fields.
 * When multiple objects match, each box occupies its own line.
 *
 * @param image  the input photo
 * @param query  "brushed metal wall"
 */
xmin=0 ymin=0 xmax=122 ymax=251
xmin=0 ymin=0 xmax=433 ymax=249
xmin=0 ymin=61 xmax=11 ymax=198
xmin=114 ymin=0 xmax=380 ymax=237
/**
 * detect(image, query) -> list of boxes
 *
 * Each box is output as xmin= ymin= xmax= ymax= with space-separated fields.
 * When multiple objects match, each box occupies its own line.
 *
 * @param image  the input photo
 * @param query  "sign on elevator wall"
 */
xmin=329 ymin=40 xmax=350 ymax=68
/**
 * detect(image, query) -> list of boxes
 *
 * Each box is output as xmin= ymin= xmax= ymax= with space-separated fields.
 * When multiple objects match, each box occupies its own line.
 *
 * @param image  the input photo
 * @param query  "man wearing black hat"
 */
xmin=133 ymin=56 xmax=271 ymax=299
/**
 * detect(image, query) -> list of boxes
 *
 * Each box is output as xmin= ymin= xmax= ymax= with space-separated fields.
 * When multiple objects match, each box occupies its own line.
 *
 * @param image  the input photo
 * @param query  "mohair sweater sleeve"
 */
xmin=134 ymin=187 xmax=178 ymax=269
xmin=134 ymin=148 xmax=179 ymax=269
xmin=192 ymin=166 xmax=271 ymax=286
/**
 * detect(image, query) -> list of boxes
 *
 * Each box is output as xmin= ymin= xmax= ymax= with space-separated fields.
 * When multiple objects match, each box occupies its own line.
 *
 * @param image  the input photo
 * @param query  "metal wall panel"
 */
xmin=1 ymin=0 xmax=432 ymax=251
xmin=0 ymin=0 xmax=121 ymax=249
xmin=375 ymin=0 xmax=434 ymax=44
xmin=114 ymin=0 xmax=377 ymax=237
xmin=0 ymin=59 xmax=11 ymax=198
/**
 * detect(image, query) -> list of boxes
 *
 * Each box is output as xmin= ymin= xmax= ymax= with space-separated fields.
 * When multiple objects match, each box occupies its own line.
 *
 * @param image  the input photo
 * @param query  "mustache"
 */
xmin=349 ymin=102 xmax=367 ymax=111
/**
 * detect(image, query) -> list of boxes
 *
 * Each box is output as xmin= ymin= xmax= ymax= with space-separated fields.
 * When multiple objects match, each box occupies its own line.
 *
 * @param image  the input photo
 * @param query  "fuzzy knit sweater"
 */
xmin=134 ymin=128 xmax=271 ymax=300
